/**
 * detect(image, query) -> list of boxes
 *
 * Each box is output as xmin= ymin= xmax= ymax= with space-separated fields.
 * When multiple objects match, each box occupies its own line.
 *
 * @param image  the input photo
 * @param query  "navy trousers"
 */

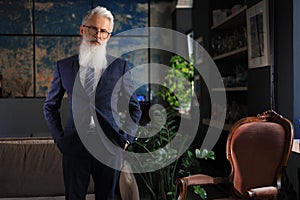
xmin=62 ymin=154 xmax=120 ymax=200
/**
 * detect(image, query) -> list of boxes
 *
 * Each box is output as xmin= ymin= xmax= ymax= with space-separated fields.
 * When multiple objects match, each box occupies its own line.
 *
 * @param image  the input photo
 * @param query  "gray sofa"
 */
xmin=0 ymin=137 xmax=93 ymax=198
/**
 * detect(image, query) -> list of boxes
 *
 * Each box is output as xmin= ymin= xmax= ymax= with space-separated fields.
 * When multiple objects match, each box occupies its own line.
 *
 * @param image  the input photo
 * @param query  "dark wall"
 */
xmin=247 ymin=67 xmax=272 ymax=115
xmin=192 ymin=0 xmax=210 ymax=47
xmin=294 ymin=0 xmax=300 ymax=138
xmin=246 ymin=0 xmax=273 ymax=115
xmin=0 ymin=98 xmax=67 ymax=137
xmin=273 ymin=0 xmax=300 ymax=138
xmin=274 ymin=0 xmax=294 ymax=123
xmin=246 ymin=0 xmax=300 ymax=138
xmin=172 ymin=8 xmax=192 ymax=34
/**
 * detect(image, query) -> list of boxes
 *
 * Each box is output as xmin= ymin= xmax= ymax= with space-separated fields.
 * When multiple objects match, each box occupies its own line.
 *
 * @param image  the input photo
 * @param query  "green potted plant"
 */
xmin=131 ymin=109 xmax=214 ymax=200
xmin=129 ymin=55 xmax=214 ymax=199
xmin=157 ymin=55 xmax=194 ymax=114
xmin=131 ymin=109 xmax=179 ymax=200
xmin=178 ymin=148 xmax=215 ymax=199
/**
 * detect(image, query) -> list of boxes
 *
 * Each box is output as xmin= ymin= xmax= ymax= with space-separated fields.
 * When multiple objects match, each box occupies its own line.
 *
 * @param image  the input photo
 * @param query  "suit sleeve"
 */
xmin=121 ymin=61 xmax=142 ymax=144
xmin=43 ymin=62 xmax=65 ymax=142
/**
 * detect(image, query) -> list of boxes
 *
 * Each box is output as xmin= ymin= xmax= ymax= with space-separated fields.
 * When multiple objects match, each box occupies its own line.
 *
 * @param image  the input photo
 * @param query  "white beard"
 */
xmin=79 ymin=38 xmax=107 ymax=71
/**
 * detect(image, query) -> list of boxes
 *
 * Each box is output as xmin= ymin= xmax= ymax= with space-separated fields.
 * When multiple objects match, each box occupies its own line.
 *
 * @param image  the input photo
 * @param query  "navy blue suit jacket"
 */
xmin=43 ymin=54 xmax=142 ymax=157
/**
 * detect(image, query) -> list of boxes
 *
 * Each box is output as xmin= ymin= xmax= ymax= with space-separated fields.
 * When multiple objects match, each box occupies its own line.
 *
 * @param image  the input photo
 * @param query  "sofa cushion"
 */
xmin=0 ymin=138 xmax=64 ymax=197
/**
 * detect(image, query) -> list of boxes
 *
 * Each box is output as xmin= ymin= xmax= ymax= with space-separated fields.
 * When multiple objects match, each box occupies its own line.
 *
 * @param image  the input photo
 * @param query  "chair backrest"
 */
xmin=226 ymin=110 xmax=294 ymax=197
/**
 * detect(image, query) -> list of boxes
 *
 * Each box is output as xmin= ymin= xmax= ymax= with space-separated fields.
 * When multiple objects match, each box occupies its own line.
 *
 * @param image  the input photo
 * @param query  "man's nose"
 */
xmin=95 ymin=31 xmax=102 ymax=39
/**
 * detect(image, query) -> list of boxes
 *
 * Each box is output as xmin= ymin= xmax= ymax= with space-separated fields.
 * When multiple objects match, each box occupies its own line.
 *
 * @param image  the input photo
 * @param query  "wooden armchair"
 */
xmin=177 ymin=110 xmax=294 ymax=200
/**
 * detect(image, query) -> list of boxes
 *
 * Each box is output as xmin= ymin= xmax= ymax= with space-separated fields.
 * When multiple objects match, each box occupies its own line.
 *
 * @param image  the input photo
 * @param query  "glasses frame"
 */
xmin=82 ymin=25 xmax=112 ymax=39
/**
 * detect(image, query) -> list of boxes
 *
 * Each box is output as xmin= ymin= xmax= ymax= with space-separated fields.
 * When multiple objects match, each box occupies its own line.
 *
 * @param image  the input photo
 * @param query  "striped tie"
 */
xmin=84 ymin=67 xmax=95 ymax=97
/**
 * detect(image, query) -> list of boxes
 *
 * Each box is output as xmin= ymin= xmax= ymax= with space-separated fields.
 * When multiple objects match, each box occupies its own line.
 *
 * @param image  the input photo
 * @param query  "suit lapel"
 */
xmin=72 ymin=57 xmax=80 ymax=79
xmin=96 ymin=55 xmax=114 ymax=90
xmin=71 ymin=56 xmax=86 ymax=94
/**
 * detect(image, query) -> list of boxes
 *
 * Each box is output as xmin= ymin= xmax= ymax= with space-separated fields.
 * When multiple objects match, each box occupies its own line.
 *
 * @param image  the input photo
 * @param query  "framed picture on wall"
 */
xmin=246 ymin=0 xmax=270 ymax=68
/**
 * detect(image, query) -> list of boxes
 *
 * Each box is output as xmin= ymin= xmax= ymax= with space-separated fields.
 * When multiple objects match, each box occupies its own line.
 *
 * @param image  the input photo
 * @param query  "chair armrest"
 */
xmin=178 ymin=174 xmax=228 ymax=186
xmin=246 ymin=186 xmax=278 ymax=198
xmin=176 ymin=174 xmax=228 ymax=200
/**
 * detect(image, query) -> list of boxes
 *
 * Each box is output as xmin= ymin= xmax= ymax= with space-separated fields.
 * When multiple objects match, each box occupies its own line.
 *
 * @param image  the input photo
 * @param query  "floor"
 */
xmin=0 ymin=194 xmax=95 ymax=200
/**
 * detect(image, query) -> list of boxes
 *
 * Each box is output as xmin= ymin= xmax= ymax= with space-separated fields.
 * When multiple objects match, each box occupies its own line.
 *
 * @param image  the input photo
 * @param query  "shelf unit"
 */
xmin=206 ymin=4 xmax=248 ymax=131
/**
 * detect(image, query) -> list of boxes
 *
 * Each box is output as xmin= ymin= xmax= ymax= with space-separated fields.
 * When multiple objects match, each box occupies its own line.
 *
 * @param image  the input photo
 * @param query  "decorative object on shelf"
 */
xmin=221 ymin=65 xmax=247 ymax=88
xmin=222 ymin=76 xmax=236 ymax=88
xmin=234 ymin=64 xmax=248 ymax=86
xmin=246 ymin=0 xmax=271 ymax=68
xmin=231 ymin=4 xmax=243 ymax=14
xmin=211 ymin=27 xmax=247 ymax=57
xmin=211 ymin=35 xmax=226 ymax=56
xmin=226 ymin=101 xmax=241 ymax=124
xmin=212 ymin=9 xmax=229 ymax=26
xmin=211 ymin=5 xmax=247 ymax=30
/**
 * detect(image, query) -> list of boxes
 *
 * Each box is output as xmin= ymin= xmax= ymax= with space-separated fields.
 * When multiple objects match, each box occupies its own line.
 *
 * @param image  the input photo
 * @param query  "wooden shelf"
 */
xmin=211 ymin=5 xmax=247 ymax=30
xmin=202 ymin=118 xmax=232 ymax=131
xmin=213 ymin=46 xmax=248 ymax=61
xmin=212 ymin=86 xmax=248 ymax=92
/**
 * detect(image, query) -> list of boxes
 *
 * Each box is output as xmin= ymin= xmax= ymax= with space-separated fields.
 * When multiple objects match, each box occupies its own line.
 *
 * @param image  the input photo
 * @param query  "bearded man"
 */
xmin=43 ymin=6 xmax=141 ymax=200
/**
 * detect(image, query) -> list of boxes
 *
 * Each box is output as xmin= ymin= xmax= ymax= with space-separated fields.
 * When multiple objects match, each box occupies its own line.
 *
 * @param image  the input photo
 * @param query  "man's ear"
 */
xmin=79 ymin=26 xmax=84 ymax=36
xmin=106 ymin=34 xmax=111 ymax=41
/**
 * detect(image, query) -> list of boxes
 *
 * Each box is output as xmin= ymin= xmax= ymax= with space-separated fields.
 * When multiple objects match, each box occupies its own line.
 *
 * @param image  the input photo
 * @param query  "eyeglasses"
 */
xmin=83 ymin=25 xmax=112 ymax=39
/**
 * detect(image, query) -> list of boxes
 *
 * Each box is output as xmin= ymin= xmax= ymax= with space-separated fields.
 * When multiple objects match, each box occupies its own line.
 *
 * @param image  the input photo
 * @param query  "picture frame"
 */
xmin=246 ymin=0 xmax=270 ymax=68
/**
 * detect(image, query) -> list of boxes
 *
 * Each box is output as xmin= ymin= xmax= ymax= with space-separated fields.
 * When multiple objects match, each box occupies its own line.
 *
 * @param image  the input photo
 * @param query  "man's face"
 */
xmin=80 ymin=14 xmax=111 ymax=46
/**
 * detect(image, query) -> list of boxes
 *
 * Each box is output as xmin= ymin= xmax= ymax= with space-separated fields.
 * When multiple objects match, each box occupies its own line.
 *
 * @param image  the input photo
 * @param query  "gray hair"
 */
xmin=82 ymin=6 xmax=114 ymax=32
